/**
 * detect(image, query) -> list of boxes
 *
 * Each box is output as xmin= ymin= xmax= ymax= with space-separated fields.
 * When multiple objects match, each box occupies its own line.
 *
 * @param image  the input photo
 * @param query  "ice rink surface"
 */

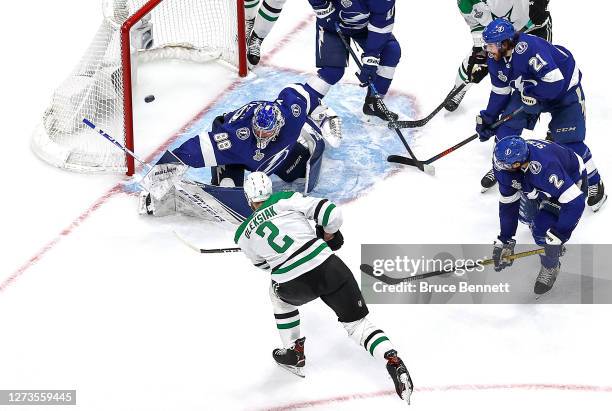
xmin=1 ymin=1 xmax=611 ymax=410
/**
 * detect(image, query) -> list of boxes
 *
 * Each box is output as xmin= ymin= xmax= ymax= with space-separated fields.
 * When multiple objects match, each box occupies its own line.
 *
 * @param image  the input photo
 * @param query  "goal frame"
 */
xmin=121 ymin=0 xmax=248 ymax=175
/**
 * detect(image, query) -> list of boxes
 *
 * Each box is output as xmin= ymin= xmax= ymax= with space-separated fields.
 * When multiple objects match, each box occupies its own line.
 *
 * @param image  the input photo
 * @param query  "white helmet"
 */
xmin=244 ymin=172 xmax=273 ymax=205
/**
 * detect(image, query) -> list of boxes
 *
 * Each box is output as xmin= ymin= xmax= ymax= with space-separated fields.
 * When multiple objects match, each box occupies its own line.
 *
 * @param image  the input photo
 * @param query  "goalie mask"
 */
xmin=252 ymin=103 xmax=285 ymax=150
xmin=244 ymin=172 xmax=273 ymax=206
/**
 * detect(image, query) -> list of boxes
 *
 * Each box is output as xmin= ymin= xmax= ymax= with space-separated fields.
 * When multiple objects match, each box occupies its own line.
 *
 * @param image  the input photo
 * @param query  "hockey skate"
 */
xmin=272 ymin=337 xmax=306 ymax=378
xmin=481 ymin=168 xmax=497 ymax=192
xmin=247 ymin=32 xmax=263 ymax=66
xmin=534 ymin=263 xmax=560 ymax=295
xmin=587 ymin=181 xmax=607 ymax=212
xmin=363 ymin=95 xmax=398 ymax=123
xmin=384 ymin=350 xmax=413 ymax=405
xmin=444 ymin=85 xmax=467 ymax=112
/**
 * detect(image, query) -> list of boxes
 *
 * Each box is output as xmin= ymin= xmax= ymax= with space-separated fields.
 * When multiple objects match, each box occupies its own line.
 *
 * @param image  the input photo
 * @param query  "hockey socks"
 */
xmin=342 ymin=316 xmax=394 ymax=361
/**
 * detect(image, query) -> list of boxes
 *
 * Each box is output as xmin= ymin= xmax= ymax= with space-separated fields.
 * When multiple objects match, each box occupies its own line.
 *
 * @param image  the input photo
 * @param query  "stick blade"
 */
xmin=388 ymin=119 xmax=426 ymax=129
xmin=387 ymin=155 xmax=435 ymax=175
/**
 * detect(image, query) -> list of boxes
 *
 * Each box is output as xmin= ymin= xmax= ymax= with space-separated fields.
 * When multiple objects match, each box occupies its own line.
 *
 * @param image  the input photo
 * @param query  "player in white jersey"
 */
xmin=445 ymin=0 xmax=552 ymax=112
xmin=234 ymin=172 xmax=413 ymax=404
xmin=244 ymin=0 xmax=287 ymax=65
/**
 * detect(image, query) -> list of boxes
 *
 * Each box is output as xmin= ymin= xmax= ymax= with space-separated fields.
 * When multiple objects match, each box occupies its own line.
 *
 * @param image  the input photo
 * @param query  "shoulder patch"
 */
xmin=529 ymin=161 xmax=542 ymax=175
xmin=291 ymin=104 xmax=302 ymax=118
xmin=515 ymin=41 xmax=528 ymax=55
xmin=236 ymin=127 xmax=250 ymax=140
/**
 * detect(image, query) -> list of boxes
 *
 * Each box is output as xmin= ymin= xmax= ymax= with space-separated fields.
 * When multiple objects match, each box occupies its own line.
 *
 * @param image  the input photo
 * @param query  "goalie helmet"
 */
xmin=252 ymin=103 xmax=285 ymax=149
xmin=493 ymin=135 xmax=529 ymax=171
xmin=244 ymin=172 xmax=273 ymax=205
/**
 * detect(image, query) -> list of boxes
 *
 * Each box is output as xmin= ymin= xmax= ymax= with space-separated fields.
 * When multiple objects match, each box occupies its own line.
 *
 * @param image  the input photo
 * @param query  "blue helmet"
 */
xmin=252 ymin=103 xmax=285 ymax=149
xmin=483 ymin=18 xmax=515 ymax=45
xmin=493 ymin=136 xmax=529 ymax=171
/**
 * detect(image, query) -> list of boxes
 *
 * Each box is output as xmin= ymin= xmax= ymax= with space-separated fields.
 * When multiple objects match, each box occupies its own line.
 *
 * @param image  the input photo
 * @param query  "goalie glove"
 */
xmin=316 ymin=225 xmax=344 ymax=251
xmin=310 ymin=104 xmax=342 ymax=148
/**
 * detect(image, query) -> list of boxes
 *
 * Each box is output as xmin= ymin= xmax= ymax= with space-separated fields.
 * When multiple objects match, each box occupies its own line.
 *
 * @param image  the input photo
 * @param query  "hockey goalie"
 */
xmin=138 ymin=82 xmax=342 ymax=224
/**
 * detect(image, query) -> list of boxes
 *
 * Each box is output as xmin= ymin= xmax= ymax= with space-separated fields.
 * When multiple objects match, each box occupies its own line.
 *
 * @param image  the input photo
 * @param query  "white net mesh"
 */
xmin=33 ymin=0 xmax=243 ymax=173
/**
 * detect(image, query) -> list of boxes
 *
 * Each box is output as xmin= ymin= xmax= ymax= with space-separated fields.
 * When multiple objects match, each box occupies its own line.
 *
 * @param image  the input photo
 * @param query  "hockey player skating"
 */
xmin=475 ymin=19 xmax=607 ymax=211
xmin=234 ymin=172 xmax=413 ymax=404
xmin=244 ymin=0 xmax=287 ymax=66
xmin=446 ymin=0 xmax=552 ymax=112
xmin=139 ymin=84 xmax=342 ymax=223
xmin=492 ymin=136 xmax=587 ymax=295
xmin=305 ymin=0 xmax=401 ymax=121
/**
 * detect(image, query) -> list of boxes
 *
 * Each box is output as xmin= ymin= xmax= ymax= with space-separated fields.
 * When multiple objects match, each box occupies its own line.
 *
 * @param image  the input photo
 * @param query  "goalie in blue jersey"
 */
xmin=138 ymin=83 xmax=342 ymax=224
xmin=476 ymin=18 xmax=606 ymax=212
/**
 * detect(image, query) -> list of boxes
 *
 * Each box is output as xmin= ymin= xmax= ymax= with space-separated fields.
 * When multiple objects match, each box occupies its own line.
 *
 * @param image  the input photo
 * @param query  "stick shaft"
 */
xmin=83 ymin=118 xmax=151 ymax=170
xmin=334 ymin=25 xmax=426 ymax=171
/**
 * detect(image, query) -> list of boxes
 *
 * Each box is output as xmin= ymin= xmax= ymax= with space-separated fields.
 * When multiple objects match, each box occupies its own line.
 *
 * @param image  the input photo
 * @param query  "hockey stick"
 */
xmin=334 ymin=25 xmax=434 ymax=175
xmin=360 ymin=247 xmax=545 ymax=285
xmin=83 ymin=118 xmax=151 ymax=170
xmin=388 ymin=106 xmax=524 ymax=167
xmin=173 ymin=231 xmax=241 ymax=254
xmin=388 ymin=83 xmax=468 ymax=129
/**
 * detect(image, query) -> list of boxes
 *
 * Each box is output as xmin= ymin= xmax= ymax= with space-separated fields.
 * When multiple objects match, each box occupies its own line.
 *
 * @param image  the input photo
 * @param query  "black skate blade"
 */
xmin=276 ymin=363 xmax=305 ymax=378
xmin=591 ymin=194 xmax=608 ymax=212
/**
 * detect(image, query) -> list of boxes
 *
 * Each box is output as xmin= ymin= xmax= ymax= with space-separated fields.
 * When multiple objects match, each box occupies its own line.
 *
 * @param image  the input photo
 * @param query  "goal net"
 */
xmin=32 ymin=0 xmax=247 ymax=175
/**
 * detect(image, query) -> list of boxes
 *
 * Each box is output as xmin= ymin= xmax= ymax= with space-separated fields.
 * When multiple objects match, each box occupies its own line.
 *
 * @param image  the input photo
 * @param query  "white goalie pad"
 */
xmin=141 ymin=179 xmax=247 ymax=225
xmin=140 ymin=162 xmax=189 ymax=200
xmin=309 ymin=104 xmax=342 ymax=148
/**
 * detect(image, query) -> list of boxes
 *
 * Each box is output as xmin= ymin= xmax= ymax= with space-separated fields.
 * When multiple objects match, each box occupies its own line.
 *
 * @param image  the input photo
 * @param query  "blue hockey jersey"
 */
xmin=309 ymin=0 xmax=396 ymax=56
xmin=160 ymin=84 xmax=320 ymax=172
xmin=495 ymin=140 xmax=586 ymax=241
xmin=484 ymin=33 xmax=582 ymax=119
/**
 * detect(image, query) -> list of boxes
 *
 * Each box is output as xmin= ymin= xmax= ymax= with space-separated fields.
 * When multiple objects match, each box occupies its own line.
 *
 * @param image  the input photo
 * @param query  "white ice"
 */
xmin=1 ymin=1 xmax=611 ymax=410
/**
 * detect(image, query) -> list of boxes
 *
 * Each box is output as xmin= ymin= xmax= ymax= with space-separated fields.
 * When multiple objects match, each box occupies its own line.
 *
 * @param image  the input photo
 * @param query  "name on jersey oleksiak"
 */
xmin=244 ymin=206 xmax=278 ymax=239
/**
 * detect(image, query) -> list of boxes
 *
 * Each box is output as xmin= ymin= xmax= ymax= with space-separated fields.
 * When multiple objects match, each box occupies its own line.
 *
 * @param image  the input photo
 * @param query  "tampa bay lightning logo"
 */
xmin=256 ymin=146 xmax=291 ymax=174
xmin=291 ymin=104 xmax=301 ymax=118
xmin=515 ymin=41 xmax=528 ymax=54
xmin=341 ymin=0 xmax=352 ymax=7
xmin=529 ymin=161 xmax=542 ymax=175
xmin=498 ymin=71 xmax=508 ymax=82
xmin=236 ymin=127 xmax=250 ymax=140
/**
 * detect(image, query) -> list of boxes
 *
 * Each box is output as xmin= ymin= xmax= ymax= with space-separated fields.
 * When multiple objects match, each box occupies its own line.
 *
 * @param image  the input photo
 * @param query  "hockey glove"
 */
xmin=357 ymin=55 xmax=380 ymax=87
xmin=520 ymin=84 xmax=543 ymax=115
xmin=466 ymin=47 xmax=489 ymax=84
xmin=476 ymin=112 xmax=497 ymax=142
xmin=313 ymin=1 xmax=339 ymax=31
xmin=316 ymin=225 xmax=344 ymax=251
xmin=492 ymin=237 xmax=516 ymax=272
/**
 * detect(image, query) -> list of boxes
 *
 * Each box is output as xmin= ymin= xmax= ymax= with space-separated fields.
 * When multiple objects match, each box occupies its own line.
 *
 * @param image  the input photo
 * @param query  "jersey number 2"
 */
xmin=256 ymin=221 xmax=294 ymax=253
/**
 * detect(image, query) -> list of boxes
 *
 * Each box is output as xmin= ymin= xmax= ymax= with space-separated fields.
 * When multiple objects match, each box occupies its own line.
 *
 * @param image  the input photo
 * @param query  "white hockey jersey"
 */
xmin=458 ymin=0 xmax=532 ymax=47
xmin=234 ymin=191 xmax=342 ymax=283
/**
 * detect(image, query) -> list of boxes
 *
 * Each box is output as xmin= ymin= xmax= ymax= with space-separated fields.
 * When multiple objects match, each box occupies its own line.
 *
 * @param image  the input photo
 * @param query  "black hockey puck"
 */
xmin=145 ymin=95 xmax=155 ymax=103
